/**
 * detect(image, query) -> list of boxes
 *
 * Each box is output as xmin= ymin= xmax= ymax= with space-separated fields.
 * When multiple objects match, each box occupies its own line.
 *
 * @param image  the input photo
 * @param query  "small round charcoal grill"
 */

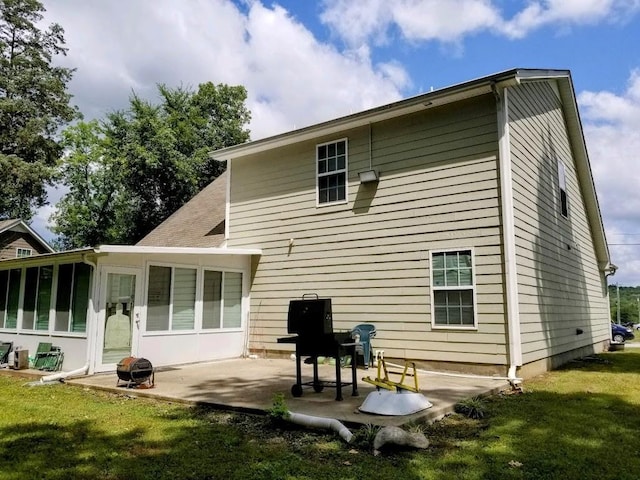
xmin=116 ymin=357 xmax=154 ymax=387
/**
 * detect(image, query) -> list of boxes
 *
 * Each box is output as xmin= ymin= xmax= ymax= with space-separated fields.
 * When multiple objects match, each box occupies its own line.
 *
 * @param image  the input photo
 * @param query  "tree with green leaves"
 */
xmin=0 ymin=0 xmax=80 ymax=220
xmin=51 ymin=82 xmax=250 ymax=248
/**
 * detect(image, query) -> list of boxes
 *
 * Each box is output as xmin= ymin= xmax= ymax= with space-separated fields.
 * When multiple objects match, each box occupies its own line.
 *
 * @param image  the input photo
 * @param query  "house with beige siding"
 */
xmin=204 ymin=68 xmax=614 ymax=380
xmin=0 ymin=219 xmax=54 ymax=260
xmin=0 ymin=69 xmax=614 ymax=381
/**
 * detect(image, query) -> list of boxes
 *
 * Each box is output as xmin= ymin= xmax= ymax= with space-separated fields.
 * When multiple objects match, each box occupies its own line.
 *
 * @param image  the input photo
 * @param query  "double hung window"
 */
xmin=431 ymin=250 xmax=476 ymax=328
xmin=317 ymin=139 xmax=347 ymax=204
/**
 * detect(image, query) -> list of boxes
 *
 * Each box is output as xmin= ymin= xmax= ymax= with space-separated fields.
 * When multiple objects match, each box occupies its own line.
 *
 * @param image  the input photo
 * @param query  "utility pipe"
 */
xmin=286 ymin=411 xmax=353 ymax=443
xmin=384 ymin=361 xmax=522 ymax=386
xmin=39 ymin=363 xmax=89 ymax=383
xmin=82 ymin=254 xmax=98 ymax=374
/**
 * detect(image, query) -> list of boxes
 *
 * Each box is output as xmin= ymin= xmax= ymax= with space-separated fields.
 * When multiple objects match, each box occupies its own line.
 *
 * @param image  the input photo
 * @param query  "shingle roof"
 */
xmin=136 ymin=171 xmax=227 ymax=248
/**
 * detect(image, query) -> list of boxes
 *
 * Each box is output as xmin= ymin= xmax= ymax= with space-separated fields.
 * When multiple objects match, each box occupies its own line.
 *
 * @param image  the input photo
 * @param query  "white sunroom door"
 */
xmin=96 ymin=269 xmax=141 ymax=372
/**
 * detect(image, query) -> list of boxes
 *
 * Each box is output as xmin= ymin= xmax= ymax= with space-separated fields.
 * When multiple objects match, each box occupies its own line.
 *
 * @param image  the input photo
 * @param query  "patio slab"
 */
xmin=62 ymin=357 xmax=509 ymax=427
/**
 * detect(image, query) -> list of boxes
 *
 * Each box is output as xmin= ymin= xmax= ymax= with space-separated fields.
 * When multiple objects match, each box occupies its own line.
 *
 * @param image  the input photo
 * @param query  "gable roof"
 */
xmin=137 ymin=170 xmax=227 ymax=248
xmin=0 ymin=218 xmax=55 ymax=253
xmin=210 ymin=68 xmax=611 ymax=271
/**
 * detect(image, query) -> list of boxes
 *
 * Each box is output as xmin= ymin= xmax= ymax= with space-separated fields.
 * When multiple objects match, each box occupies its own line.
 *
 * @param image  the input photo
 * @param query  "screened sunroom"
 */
xmin=0 ymin=246 xmax=260 ymax=374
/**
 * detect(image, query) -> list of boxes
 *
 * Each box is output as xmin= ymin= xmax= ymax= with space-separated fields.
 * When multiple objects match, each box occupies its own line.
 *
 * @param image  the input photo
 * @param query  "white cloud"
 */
xmin=580 ymin=70 xmax=640 ymax=285
xmin=320 ymin=0 xmax=640 ymax=44
xmin=43 ymin=0 xmax=407 ymax=140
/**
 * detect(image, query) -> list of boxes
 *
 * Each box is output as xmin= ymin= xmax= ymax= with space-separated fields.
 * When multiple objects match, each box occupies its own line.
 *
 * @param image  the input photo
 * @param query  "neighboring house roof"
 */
xmin=0 ymin=218 xmax=55 ymax=253
xmin=211 ymin=68 xmax=610 ymax=271
xmin=137 ymin=170 xmax=227 ymax=248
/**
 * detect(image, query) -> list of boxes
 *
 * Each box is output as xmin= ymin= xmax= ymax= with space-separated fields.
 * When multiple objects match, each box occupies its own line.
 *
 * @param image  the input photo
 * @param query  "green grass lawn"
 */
xmin=2 ymin=350 xmax=640 ymax=480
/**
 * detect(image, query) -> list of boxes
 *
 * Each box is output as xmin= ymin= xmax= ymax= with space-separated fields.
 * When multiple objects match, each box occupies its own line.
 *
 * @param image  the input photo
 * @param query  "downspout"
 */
xmin=494 ymin=84 xmax=523 ymax=385
xmin=81 ymin=253 xmax=98 ymax=375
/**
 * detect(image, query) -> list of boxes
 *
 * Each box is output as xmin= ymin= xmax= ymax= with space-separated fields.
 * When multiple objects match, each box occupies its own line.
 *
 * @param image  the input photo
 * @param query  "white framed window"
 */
xmin=54 ymin=263 xmax=91 ymax=333
xmin=16 ymin=248 xmax=32 ymax=258
xmin=0 ymin=269 xmax=21 ymax=329
xmin=558 ymin=160 xmax=568 ymax=218
xmin=430 ymin=249 xmax=477 ymax=329
xmin=146 ymin=265 xmax=197 ymax=332
xmin=202 ymin=270 xmax=243 ymax=330
xmin=317 ymin=138 xmax=348 ymax=205
xmin=22 ymin=265 xmax=54 ymax=330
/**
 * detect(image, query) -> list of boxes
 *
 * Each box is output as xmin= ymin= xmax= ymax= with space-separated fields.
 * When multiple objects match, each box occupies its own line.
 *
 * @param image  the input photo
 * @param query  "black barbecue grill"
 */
xmin=116 ymin=356 xmax=155 ymax=388
xmin=277 ymin=294 xmax=358 ymax=401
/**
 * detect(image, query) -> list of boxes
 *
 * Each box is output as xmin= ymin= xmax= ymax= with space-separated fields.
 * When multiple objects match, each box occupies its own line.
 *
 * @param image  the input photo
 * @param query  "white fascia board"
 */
xmin=514 ymin=69 xmax=571 ymax=83
xmin=93 ymin=245 xmax=262 ymax=256
xmin=0 ymin=247 xmax=94 ymax=268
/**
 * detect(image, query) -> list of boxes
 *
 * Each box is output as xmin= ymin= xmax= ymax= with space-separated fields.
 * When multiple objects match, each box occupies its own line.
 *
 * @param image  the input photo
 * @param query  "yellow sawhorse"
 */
xmin=362 ymin=352 xmax=420 ymax=393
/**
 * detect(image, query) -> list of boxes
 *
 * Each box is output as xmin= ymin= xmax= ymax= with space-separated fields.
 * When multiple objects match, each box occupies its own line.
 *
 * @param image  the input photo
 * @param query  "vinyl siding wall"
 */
xmin=228 ymin=94 xmax=510 ymax=366
xmin=507 ymin=81 xmax=610 ymax=365
xmin=0 ymin=232 xmax=48 ymax=260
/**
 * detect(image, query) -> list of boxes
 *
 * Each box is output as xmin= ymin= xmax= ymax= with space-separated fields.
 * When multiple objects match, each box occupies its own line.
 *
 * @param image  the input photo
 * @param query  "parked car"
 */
xmin=612 ymin=323 xmax=635 ymax=343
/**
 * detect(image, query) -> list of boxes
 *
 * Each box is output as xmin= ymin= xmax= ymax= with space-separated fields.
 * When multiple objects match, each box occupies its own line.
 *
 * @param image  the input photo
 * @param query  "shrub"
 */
xmin=454 ymin=395 xmax=487 ymax=420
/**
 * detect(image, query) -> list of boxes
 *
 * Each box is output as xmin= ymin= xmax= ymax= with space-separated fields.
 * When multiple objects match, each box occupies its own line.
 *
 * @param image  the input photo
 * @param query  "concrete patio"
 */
xmin=61 ymin=357 xmax=509 ymax=427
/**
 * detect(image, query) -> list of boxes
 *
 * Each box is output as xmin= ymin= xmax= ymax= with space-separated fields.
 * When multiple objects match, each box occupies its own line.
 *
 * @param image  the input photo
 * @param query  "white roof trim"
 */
xmin=93 ymin=245 xmax=262 ymax=256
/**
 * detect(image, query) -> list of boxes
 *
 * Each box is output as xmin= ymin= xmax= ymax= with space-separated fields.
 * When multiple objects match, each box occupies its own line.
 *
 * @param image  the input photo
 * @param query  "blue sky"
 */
xmin=38 ymin=0 xmax=640 ymax=284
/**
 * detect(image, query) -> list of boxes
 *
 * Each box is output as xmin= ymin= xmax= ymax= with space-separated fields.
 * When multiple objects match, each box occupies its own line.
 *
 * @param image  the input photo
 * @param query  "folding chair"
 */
xmin=0 ymin=342 xmax=12 ymax=365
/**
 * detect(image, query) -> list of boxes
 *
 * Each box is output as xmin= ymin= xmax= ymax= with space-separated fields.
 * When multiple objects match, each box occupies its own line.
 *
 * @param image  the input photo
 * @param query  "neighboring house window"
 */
xmin=317 ymin=139 xmax=347 ymax=205
xmin=54 ymin=263 xmax=91 ymax=333
xmin=16 ymin=248 xmax=32 ymax=258
xmin=146 ymin=265 xmax=196 ymax=331
xmin=430 ymin=249 xmax=476 ymax=328
xmin=202 ymin=270 xmax=242 ymax=329
xmin=22 ymin=265 xmax=54 ymax=330
xmin=0 ymin=269 xmax=21 ymax=329
xmin=558 ymin=160 xmax=568 ymax=218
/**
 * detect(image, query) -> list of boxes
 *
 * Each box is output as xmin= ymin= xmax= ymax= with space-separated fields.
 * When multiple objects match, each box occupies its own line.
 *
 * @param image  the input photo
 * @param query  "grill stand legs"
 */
xmin=291 ymin=345 xmax=358 ymax=401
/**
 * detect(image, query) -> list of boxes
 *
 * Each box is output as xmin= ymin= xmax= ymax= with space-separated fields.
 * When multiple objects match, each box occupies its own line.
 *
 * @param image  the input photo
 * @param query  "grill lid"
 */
xmin=116 ymin=356 xmax=154 ymax=384
xmin=287 ymin=295 xmax=333 ymax=336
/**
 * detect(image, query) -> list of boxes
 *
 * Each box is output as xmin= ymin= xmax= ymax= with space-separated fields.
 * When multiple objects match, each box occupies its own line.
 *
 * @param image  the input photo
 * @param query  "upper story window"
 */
xmin=16 ymin=248 xmax=32 ymax=258
xmin=430 ymin=249 xmax=477 ymax=329
xmin=317 ymin=139 xmax=347 ymax=205
xmin=558 ymin=160 xmax=568 ymax=218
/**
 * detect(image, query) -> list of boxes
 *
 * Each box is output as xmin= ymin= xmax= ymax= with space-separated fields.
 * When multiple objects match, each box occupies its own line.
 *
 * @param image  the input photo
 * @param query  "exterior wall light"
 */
xmin=358 ymin=169 xmax=379 ymax=184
